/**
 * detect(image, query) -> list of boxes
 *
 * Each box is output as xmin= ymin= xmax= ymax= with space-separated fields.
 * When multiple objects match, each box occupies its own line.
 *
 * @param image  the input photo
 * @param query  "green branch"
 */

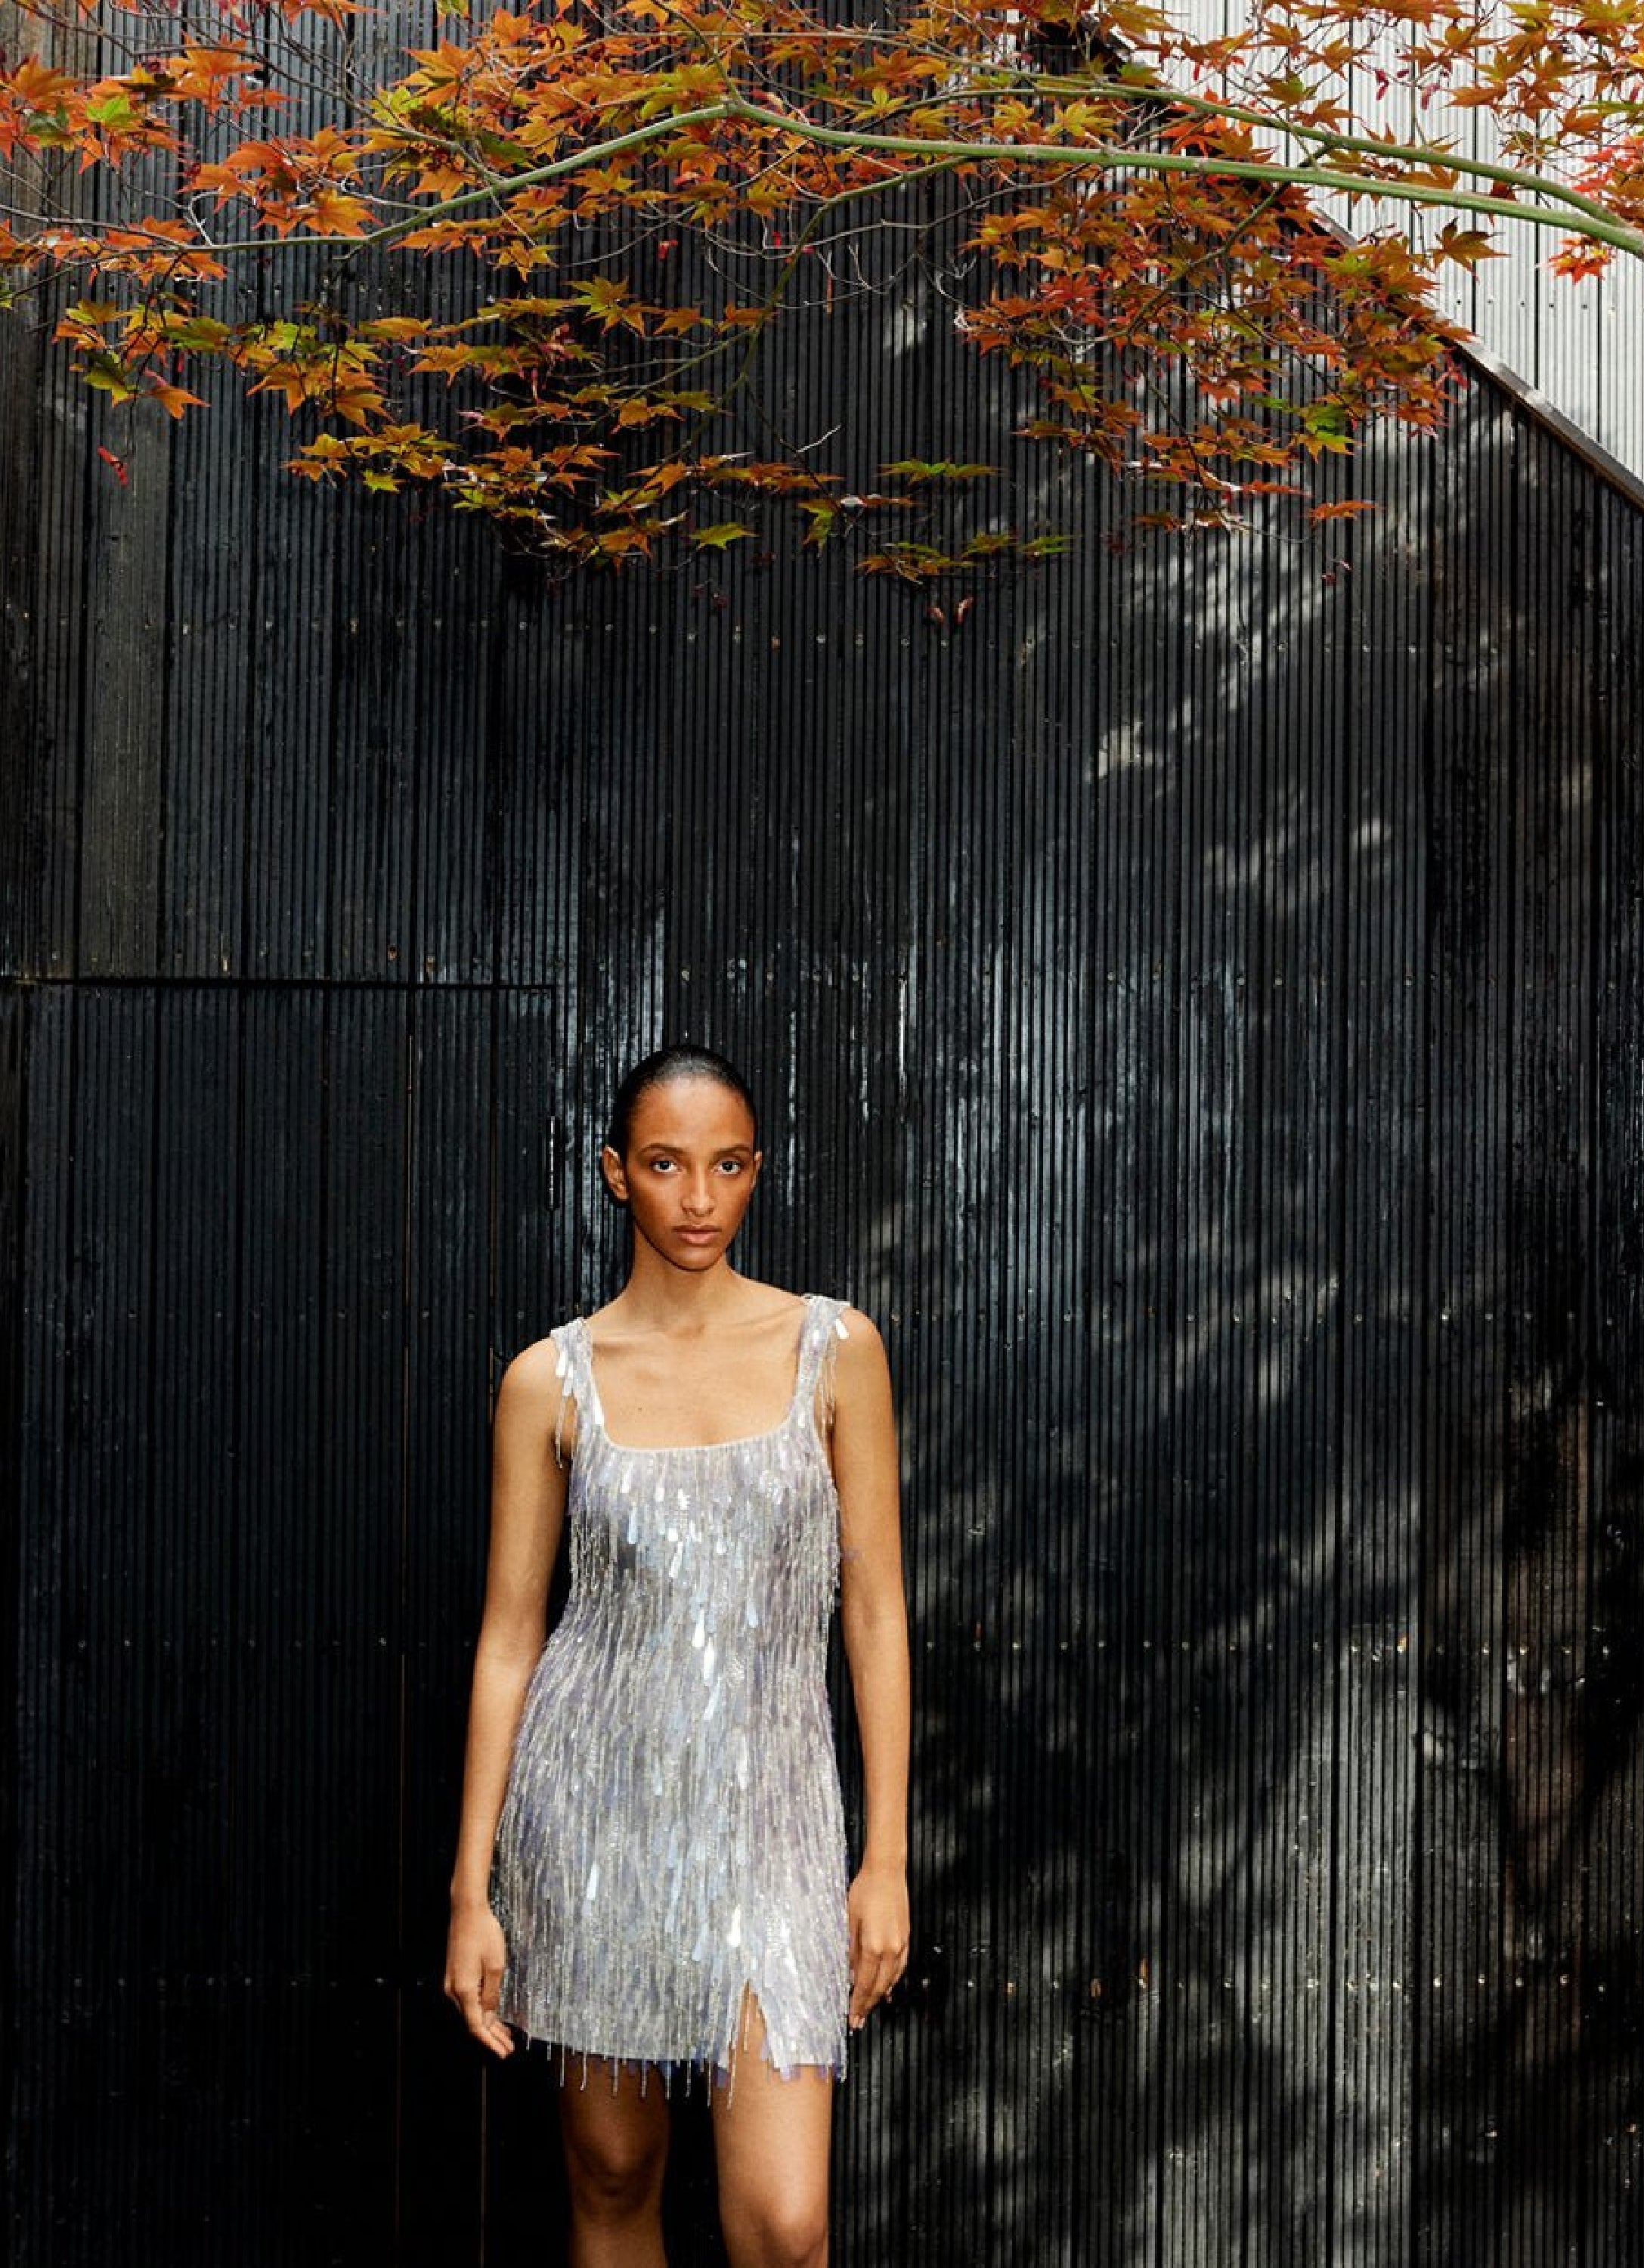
xmin=969 ymin=70 xmax=1633 ymax=238
xmin=128 ymin=94 xmax=1644 ymax=267
xmin=722 ymin=99 xmax=1644 ymax=261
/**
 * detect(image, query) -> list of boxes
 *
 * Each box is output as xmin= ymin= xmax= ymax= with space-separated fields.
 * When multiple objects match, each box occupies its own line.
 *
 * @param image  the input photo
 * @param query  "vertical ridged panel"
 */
xmin=312 ymin=990 xmax=407 ymax=2246
xmin=1419 ymin=386 xmax=1518 ymax=2268
xmin=1587 ymin=481 xmax=1644 ymax=2268
xmin=1333 ymin=432 xmax=1425 ymax=2268
xmin=35 ymin=991 xmax=158 ymax=2254
xmin=1497 ymin=431 xmax=1593 ymax=2264
xmin=0 ymin=295 xmax=41 ymax=978
xmin=13 ymin=982 xmax=76 ymax=2264
xmin=233 ymin=987 xmax=328 ymax=2261
xmin=141 ymin=990 xmax=241 ymax=2249
xmin=0 ymin=987 xmax=26 ymax=2224
xmin=23 ymin=246 xmax=92 ymax=981
xmin=243 ymin=471 xmax=342 ymax=978
xmin=399 ymin=990 xmax=494 ymax=2260
xmin=75 ymin=325 xmax=173 ymax=975
xmin=485 ymin=572 xmax=585 ymax=991
xmin=163 ymin=363 xmax=255 ymax=978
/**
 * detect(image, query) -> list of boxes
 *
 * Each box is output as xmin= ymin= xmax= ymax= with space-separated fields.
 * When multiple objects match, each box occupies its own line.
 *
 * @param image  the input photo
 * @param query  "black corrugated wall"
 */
xmin=3 ymin=169 xmax=1644 ymax=2267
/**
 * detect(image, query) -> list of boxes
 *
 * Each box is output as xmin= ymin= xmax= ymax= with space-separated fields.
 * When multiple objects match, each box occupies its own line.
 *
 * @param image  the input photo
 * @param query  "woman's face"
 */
xmin=602 ymin=1076 xmax=762 ymax=1272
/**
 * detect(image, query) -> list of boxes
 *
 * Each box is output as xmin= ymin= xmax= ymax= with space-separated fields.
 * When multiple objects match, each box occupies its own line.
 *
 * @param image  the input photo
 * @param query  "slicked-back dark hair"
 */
xmin=605 ymin=1046 xmax=760 ymax=1157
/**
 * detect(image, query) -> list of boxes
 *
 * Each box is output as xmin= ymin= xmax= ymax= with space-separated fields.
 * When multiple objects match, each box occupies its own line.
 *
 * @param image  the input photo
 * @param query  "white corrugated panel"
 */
xmin=1174 ymin=0 xmax=1644 ymax=483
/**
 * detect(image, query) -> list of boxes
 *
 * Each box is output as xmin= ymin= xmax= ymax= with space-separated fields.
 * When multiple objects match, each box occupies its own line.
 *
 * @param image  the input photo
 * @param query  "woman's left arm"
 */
xmin=832 ymin=1308 xmax=912 ymax=2029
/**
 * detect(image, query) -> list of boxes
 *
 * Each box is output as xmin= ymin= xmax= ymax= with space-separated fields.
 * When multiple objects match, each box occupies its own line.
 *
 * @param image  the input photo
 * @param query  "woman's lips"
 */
xmin=675 ymin=1226 xmax=719 ymax=1243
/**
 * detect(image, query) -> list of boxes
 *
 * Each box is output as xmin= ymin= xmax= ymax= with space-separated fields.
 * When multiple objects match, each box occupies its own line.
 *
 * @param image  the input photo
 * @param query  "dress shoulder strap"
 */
xmin=547 ymin=1318 xmax=597 ymax=1467
xmin=794 ymin=1294 xmax=852 ymax=1431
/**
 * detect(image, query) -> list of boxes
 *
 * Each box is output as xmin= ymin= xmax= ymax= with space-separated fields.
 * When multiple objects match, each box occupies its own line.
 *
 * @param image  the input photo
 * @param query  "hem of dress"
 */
xmin=505 ymin=2022 xmax=847 ymax=2094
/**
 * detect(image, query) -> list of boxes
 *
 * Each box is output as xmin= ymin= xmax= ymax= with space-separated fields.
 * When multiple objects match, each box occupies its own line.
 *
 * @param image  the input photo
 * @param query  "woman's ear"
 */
xmin=601 ymin=1144 xmax=629 ymax=1204
xmin=750 ymin=1148 xmax=764 ymax=1190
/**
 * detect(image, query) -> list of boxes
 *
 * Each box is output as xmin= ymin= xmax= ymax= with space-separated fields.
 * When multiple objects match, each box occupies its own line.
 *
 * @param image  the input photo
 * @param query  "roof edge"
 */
xmin=1454 ymin=330 xmax=1644 ymax=516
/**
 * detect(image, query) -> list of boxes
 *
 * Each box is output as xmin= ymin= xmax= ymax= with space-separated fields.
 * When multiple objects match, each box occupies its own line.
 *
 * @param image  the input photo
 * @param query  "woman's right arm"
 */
xmin=443 ymin=1339 xmax=570 ymax=2057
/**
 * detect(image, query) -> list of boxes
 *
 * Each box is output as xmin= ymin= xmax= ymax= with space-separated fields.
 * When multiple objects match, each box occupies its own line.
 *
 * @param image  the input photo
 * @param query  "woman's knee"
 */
xmin=559 ymin=2088 xmax=668 ymax=2221
xmin=721 ymin=2186 xmax=828 ymax=2268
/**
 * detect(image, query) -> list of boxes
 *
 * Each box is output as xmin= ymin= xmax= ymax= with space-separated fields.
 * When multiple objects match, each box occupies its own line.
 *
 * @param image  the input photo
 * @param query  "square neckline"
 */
xmin=574 ymin=1294 xmax=819 ymax=1455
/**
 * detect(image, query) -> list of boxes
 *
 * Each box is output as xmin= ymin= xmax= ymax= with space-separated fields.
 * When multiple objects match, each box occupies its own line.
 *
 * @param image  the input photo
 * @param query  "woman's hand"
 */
xmin=847 ymin=1860 xmax=910 ymax=2030
xmin=444 ymin=1900 xmax=515 ymax=2058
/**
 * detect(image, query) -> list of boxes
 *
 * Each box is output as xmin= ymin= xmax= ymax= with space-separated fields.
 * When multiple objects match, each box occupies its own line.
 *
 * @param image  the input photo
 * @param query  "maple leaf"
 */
xmin=305 ymin=189 xmax=373 ymax=237
xmin=615 ymin=398 xmax=680 ymax=428
xmin=81 ymin=354 xmax=138 ymax=404
xmin=571 ymin=275 xmax=649 ymax=334
xmin=881 ymin=460 xmax=998 ymax=482
xmin=593 ymin=527 xmax=655 ymax=558
xmin=163 ymin=45 xmax=256 ymax=111
xmin=1435 ymin=225 xmax=1503 ymax=270
xmin=148 ymin=380 xmax=208 ymax=420
xmin=1550 ymin=237 xmax=1614 ymax=277
xmin=859 ymin=544 xmax=957 ymax=581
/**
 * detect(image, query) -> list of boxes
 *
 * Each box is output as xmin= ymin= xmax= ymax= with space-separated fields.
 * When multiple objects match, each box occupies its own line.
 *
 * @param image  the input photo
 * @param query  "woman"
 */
xmin=444 ymin=1046 xmax=910 ymax=2268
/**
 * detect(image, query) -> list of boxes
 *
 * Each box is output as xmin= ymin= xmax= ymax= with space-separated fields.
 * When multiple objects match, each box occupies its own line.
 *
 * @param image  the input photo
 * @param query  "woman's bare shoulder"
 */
xmin=495 ymin=1328 xmax=574 ymax=1413
xmin=831 ymin=1303 xmax=890 ymax=1387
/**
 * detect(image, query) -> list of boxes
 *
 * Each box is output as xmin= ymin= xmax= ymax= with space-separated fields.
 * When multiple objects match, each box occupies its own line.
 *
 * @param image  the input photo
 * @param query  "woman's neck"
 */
xmin=612 ymin=1244 xmax=756 ymax=1333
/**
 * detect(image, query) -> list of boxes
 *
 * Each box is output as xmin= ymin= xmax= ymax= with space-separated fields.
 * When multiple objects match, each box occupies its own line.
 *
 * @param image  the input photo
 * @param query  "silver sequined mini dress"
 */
xmin=491 ymin=1294 xmax=853 ymax=2079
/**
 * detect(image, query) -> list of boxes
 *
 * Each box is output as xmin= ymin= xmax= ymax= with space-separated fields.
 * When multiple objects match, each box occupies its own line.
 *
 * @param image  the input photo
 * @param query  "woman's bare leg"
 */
xmin=711 ymin=1997 xmax=833 ymax=2268
xmin=557 ymin=2059 xmax=671 ymax=2268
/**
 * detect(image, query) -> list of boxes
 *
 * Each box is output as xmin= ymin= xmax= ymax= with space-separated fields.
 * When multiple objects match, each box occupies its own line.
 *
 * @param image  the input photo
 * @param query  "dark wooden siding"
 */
xmin=3 ymin=210 xmax=1644 ymax=2266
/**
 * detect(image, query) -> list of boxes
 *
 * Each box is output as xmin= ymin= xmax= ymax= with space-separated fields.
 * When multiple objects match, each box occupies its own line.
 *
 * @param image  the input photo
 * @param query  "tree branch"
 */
xmin=92 ymin=96 xmax=1644 ymax=269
